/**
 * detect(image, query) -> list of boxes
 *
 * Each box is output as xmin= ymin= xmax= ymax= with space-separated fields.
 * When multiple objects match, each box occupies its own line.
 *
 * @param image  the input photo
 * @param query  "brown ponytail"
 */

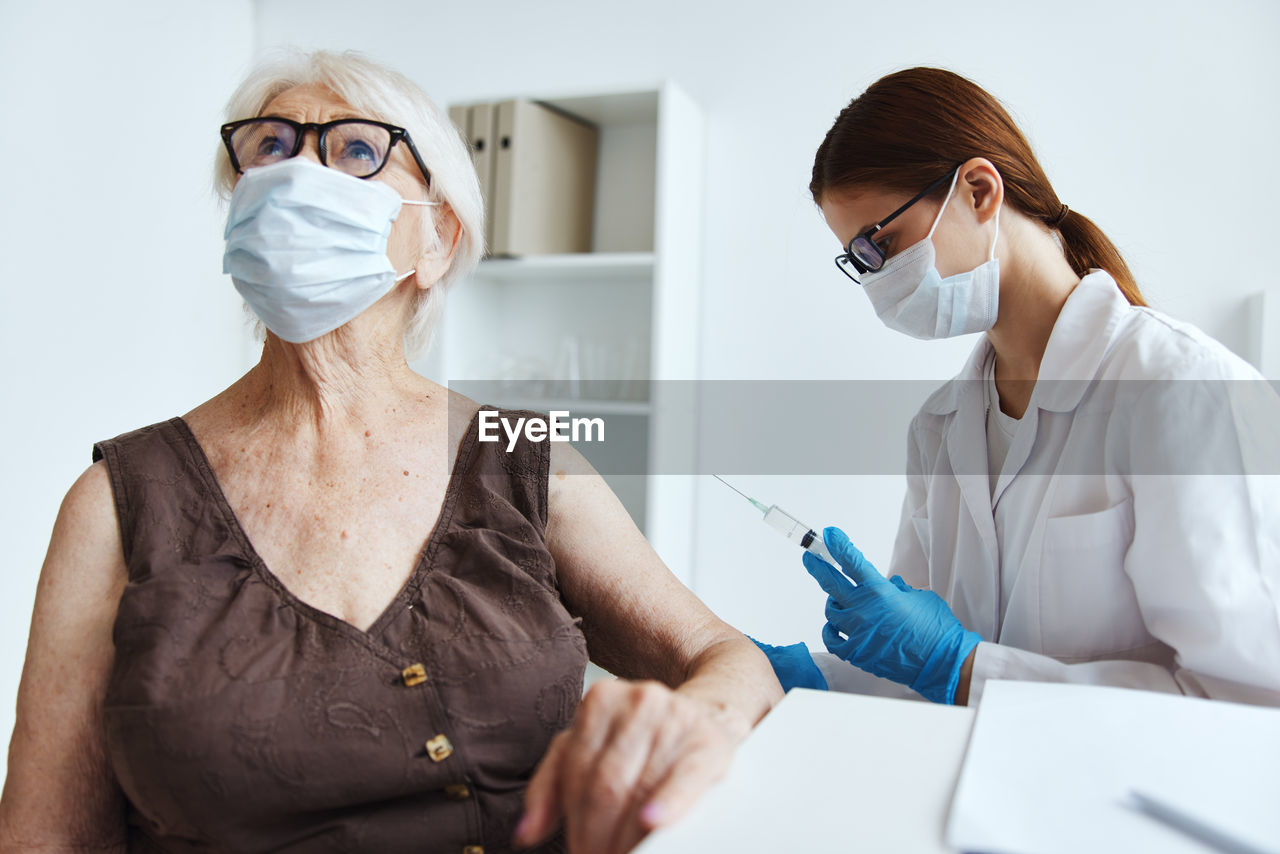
xmin=811 ymin=68 xmax=1146 ymax=306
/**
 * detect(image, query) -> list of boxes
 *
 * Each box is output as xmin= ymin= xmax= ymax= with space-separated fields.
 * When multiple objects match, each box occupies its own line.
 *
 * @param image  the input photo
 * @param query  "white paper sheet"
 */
xmin=946 ymin=680 xmax=1280 ymax=854
xmin=637 ymin=689 xmax=975 ymax=854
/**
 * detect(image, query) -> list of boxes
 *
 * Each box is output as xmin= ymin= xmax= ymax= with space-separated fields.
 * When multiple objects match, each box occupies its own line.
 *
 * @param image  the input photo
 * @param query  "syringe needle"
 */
xmin=712 ymin=474 xmax=750 ymax=500
xmin=712 ymin=475 xmax=770 ymax=514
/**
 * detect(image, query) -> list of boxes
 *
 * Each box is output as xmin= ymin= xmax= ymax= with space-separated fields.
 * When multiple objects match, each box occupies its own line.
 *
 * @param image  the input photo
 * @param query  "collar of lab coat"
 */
xmin=920 ymin=269 xmax=1127 ymax=415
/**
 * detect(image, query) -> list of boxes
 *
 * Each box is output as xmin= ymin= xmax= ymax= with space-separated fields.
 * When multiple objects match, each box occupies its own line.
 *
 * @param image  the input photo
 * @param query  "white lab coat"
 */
xmin=815 ymin=270 xmax=1280 ymax=705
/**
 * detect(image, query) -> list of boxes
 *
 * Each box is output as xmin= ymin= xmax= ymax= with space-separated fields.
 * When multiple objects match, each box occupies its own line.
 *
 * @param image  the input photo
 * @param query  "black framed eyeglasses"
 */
xmin=220 ymin=116 xmax=433 ymax=186
xmin=834 ymin=165 xmax=960 ymax=283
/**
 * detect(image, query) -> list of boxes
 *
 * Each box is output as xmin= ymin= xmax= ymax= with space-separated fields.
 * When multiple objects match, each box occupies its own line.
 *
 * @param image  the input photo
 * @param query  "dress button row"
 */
xmin=425 ymin=734 xmax=454 ymax=762
xmin=402 ymin=662 xmax=428 ymax=687
xmin=444 ymin=783 xmax=471 ymax=800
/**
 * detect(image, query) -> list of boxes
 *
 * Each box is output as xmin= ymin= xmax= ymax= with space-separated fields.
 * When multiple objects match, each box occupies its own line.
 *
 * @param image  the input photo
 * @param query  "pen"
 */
xmin=1129 ymin=790 xmax=1276 ymax=854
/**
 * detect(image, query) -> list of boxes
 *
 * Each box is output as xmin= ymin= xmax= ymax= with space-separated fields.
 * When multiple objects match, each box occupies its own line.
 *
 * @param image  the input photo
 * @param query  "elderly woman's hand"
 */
xmin=513 ymin=678 xmax=751 ymax=853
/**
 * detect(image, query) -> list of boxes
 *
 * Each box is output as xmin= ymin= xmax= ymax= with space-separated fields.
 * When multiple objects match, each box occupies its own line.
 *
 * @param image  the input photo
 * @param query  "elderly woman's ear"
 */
xmin=412 ymin=203 xmax=463 ymax=290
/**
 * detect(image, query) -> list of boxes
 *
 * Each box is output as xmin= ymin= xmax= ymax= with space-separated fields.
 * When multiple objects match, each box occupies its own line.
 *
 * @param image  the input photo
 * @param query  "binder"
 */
xmin=469 ymin=103 xmax=497 ymax=253
xmin=491 ymin=99 xmax=598 ymax=256
xmin=447 ymin=103 xmax=497 ymax=256
xmin=446 ymin=104 xmax=469 ymax=141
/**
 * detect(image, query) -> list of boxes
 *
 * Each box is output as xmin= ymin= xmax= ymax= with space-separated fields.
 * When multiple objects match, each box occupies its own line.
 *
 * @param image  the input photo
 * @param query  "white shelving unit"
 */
xmin=1247 ymin=290 xmax=1280 ymax=379
xmin=411 ymin=82 xmax=704 ymax=583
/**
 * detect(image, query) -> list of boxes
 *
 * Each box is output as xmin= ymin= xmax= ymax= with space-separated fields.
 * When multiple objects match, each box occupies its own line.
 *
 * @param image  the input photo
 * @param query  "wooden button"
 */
xmin=401 ymin=663 xmax=427 ymax=687
xmin=425 ymin=734 xmax=454 ymax=762
xmin=463 ymin=846 xmax=484 ymax=854
xmin=444 ymin=783 xmax=471 ymax=800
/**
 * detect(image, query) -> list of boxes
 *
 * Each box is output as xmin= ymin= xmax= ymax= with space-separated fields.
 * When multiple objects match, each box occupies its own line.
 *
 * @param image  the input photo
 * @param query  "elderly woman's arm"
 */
xmin=0 ymin=464 xmax=128 ymax=852
xmin=515 ymin=446 xmax=783 ymax=854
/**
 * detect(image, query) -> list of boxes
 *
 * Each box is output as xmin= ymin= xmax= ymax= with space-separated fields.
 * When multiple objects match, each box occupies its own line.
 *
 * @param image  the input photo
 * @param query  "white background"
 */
xmin=2 ymin=0 xmax=1277 ymax=784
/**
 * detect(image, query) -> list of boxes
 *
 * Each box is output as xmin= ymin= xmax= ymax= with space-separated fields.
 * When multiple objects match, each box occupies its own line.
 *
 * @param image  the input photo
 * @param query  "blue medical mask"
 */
xmin=859 ymin=170 xmax=1001 ymax=340
xmin=222 ymin=158 xmax=438 ymax=344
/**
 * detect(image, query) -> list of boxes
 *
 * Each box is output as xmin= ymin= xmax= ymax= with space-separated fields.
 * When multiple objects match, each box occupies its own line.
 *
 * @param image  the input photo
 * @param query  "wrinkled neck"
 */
xmin=245 ymin=315 xmax=416 ymax=431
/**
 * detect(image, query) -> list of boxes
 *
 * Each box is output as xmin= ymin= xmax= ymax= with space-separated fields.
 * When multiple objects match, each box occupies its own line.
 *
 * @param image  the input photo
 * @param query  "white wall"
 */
xmin=249 ymin=0 xmax=1280 ymax=650
xmin=1 ymin=0 xmax=1277 ymax=788
xmin=0 ymin=0 xmax=256 ymax=782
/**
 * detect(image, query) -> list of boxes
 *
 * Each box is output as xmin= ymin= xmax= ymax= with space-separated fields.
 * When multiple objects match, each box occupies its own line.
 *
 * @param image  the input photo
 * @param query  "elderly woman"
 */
xmin=0 ymin=51 xmax=780 ymax=854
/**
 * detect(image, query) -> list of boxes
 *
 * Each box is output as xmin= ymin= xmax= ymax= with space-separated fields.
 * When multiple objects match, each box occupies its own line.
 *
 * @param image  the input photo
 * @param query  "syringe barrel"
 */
xmin=762 ymin=505 xmax=837 ymax=567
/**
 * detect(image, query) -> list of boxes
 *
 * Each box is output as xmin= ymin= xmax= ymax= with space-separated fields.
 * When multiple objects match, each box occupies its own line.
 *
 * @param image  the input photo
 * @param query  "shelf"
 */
xmin=540 ymin=90 xmax=659 ymax=126
xmin=426 ymin=82 xmax=702 ymax=583
xmin=486 ymin=397 xmax=651 ymax=416
xmin=473 ymin=252 xmax=654 ymax=283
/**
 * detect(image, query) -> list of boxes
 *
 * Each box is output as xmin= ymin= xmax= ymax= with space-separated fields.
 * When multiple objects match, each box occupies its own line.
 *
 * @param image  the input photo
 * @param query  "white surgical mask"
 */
xmin=860 ymin=170 xmax=1001 ymax=340
xmin=222 ymin=158 xmax=438 ymax=344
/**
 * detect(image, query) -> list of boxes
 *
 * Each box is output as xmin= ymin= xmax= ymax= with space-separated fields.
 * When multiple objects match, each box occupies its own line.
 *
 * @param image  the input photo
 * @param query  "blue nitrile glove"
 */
xmin=748 ymin=636 xmax=828 ymax=692
xmin=801 ymin=526 xmax=981 ymax=704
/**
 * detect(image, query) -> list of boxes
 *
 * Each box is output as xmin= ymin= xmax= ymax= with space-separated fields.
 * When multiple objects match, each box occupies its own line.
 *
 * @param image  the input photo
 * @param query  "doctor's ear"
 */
xmin=412 ymin=203 xmax=462 ymax=291
xmin=958 ymin=158 xmax=1003 ymax=225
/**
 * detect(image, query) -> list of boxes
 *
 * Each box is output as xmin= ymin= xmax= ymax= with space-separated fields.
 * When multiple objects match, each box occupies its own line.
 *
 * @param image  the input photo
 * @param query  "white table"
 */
xmin=636 ymin=689 xmax=975 ymax=854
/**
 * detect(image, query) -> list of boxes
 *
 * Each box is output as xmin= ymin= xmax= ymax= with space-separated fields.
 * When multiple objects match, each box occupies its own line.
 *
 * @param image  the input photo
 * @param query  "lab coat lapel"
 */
xmin=1032 ymin=270 xmax=1127 ymax=412
xmin=945 ymin=340 xmax=1001 ymax=640
xmin=991 ymin=271 xmax=1124 ymax=503
xmin=992 ymin=408 xmax=1037 ymax=506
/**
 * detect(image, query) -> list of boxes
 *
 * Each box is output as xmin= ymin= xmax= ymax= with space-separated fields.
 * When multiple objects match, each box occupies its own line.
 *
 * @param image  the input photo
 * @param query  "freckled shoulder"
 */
xmin=546 ymin=439 xmax=602 ymax=512
xmin=441 ymin=389 xmax=482 ymax=466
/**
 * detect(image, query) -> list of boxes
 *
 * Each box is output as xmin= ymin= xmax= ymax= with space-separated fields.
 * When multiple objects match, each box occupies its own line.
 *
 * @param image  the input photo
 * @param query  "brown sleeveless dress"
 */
xmin=93 ymin=409 xmax=588 ymax=853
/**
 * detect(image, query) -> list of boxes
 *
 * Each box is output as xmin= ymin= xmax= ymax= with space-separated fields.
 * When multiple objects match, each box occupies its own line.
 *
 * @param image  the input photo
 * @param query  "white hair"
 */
xmin=214 ymin=49 xmax=483 ymax=358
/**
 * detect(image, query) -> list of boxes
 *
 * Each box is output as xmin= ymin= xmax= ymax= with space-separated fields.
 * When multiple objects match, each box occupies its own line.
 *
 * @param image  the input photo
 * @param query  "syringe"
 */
xmin=713 ymin=475 xmax=838 ymax=567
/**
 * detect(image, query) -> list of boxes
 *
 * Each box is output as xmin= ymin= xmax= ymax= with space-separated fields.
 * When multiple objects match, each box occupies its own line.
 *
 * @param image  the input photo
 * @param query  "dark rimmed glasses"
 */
xmin=835 ymin=165 xmax=960 ymax=283
xmin=220 ymin=116 xmax=433 ymax=186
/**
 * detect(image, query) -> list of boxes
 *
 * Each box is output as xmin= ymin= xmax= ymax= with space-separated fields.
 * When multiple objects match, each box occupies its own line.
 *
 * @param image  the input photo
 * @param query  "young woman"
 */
xmin=756 ymin=67 xmax=1280 ymax=707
